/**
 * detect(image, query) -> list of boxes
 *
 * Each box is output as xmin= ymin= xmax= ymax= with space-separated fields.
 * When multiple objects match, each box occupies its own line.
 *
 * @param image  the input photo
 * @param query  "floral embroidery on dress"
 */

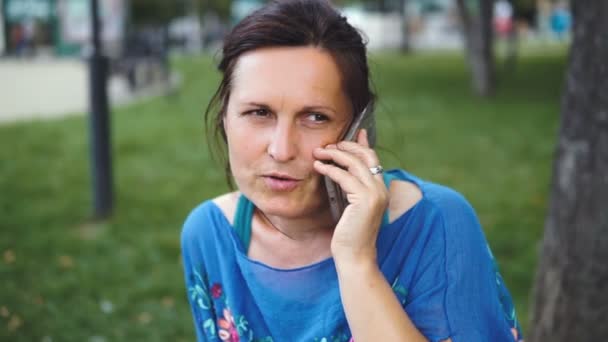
xmin=187 ymin=265 xmax=273 ymax=342
xmin=211 ymin=283 xmax=224 ymax=299
xmin=218 ymin=308 xmax=240 ymax=341
xmin=487 ymin=245 xmax=524 ymax=341
xmin=391 ymin=276 xmax=408 ymax=305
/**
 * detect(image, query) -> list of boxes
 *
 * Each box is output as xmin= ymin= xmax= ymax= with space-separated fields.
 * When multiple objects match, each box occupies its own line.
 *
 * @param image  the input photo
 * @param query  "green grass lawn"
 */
xmin=0 ymin=50 xmax=566 ymax=341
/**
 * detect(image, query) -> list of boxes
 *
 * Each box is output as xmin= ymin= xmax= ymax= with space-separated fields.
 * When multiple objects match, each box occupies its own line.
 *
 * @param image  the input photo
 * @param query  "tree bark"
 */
xmin=456 ymin=0 xmax=495 ymax=96
xmin=399 ymin=0 xmax=411 ymax=53
xmin=503 ymin=14 xmax=518 ymax=72
xmin=529 ymin=1 xmax=608 ymax=341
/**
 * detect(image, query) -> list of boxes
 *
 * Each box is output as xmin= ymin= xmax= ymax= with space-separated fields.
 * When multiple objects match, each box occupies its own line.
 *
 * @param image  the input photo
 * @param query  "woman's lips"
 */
xmin=262 ymin=175 xmax=301 ymax=191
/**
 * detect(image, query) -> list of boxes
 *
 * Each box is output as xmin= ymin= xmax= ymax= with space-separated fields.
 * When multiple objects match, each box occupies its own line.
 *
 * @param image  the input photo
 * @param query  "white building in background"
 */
xmin=1 ymin=0 xmax=126 ymax=57
xmin=168 ymin=15 xmax=203 ymax=54
xmin=342 ymin=7 xmax=404 ymax=51
xmin=342 ymin=0 xmax=463 ymax=51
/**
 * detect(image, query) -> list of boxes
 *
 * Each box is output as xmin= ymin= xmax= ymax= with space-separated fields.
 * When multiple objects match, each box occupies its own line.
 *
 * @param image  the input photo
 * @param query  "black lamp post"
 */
xmin=88 ymin=0 xmax=113 ymax=218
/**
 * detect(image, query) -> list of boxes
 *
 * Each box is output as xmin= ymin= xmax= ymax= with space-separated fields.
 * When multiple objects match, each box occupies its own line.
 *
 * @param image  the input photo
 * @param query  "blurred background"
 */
xmin=0 ymin=0 xmax=577 ymax=341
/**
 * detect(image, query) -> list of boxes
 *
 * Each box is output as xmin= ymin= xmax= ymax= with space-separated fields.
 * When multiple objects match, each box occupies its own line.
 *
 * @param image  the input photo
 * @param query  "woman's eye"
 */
xmin=243 ymin=108 xmax=271 ymax=118
xmin=307 ymin=113 xmax=329 ymax=123
xmin=251 ymin=109 xmax=269 ymax=117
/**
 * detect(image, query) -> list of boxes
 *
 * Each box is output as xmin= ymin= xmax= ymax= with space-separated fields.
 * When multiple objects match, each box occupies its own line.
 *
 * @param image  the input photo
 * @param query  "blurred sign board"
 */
xmin=5 ymin=0 xmax=53 ymax=21
xmin=57 ymin=0 xmax=125 ymax=44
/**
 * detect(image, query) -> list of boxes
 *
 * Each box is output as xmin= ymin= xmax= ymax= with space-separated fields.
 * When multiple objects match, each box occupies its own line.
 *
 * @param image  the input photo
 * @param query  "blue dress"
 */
xmin=181 ymin=169 xmax=523 ymax=342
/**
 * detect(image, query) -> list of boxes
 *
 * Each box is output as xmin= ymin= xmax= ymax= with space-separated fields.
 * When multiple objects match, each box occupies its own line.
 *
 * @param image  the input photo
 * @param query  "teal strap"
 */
xmin=233 ymin=194 xmax=254 ymax=252
xmin=382 ymin=172 xmax=399 ymax=226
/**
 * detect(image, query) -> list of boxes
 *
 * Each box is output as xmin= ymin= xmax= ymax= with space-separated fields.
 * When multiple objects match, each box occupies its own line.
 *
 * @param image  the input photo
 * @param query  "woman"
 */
xmin=181 ymin=0 xmax=523 ymax=341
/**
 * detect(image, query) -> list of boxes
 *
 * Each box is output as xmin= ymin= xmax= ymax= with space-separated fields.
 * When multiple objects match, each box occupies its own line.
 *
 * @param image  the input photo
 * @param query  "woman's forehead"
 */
xmin=230 ymin=46 xmax=347 ymax=107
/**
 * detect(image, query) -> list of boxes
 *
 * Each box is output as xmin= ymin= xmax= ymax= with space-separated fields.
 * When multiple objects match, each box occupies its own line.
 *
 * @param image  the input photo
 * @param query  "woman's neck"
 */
xmin=248 ymin=206 xmax=335 ymax=269
xmin=257 ymin=206 xmax=335 ymax=242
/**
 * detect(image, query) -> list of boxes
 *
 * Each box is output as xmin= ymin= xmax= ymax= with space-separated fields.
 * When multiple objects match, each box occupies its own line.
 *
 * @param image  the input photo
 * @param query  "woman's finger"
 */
xmin=313 ymin=160 xmax=365 ymax=194
xmin=333 ymin=140 xmax=384 ymax=182
xmin=313 ymin=147 xmax=378 ymax=187
xmin=335 ymin=141 xmax=379 ymax=167
xmin=357 ymin=128 xmax=370 ymax=148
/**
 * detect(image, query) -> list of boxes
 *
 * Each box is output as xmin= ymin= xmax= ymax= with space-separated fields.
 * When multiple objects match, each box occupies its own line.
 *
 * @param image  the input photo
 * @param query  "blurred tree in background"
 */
xmin=529 ymin=0 xmax=608 ymax=340
xmin=455 ymin=0 xmax=495 ymax=97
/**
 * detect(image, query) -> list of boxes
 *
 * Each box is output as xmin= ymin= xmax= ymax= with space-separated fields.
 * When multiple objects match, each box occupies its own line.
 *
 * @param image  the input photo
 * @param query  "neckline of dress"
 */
xmin=208 ymin=169 xmax=426 ymax=273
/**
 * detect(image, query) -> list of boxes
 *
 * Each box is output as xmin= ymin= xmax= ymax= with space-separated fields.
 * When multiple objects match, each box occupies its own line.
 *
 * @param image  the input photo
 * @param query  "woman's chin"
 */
xmin=258 ymin=202 xmax=308 ymax=219
xmin=240 ymin=180 xmax=329 ymax=218
xmin=255 ymin=197 xmax=322 ymax=219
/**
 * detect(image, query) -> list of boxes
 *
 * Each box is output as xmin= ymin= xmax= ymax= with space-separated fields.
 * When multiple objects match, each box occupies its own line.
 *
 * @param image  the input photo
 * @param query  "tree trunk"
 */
xmin=503 ymin=15 xmax=518 ymax=72
xmin=456 ymin=0 xmax=495 ymax=96
xmin=529 ymin=1 xmax=608 ymax=341
xmin=399 ymin=0 xmax=411 ymax=53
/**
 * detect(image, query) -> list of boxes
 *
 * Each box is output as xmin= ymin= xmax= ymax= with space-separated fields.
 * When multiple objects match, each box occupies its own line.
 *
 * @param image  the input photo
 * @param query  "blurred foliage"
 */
xmin=0 ymin=47 xmax=567 ymax=340
xmin=129 ymin=0 xmax=232 ymax=26
xmin=334 ymin=0 xmax=402 ymax=12
xmin=198 ymin=0 xmax=233 ymax=20
xmin=129 ymin=0 xmax=188 ymax=25
xmin=126 ymin=0 xmax=542 ymax=26
xmin=511 ymin=0 xmax=537 ymax=23
xmin=512 ymin=0 xmax=535 ymax=11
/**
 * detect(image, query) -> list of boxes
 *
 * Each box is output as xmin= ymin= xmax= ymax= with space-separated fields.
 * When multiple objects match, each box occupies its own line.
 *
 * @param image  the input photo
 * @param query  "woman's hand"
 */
xmin=312 ymin=129 xmax=389 ymax=266
xmin=314 ymin=131 xmax=428 ymax=342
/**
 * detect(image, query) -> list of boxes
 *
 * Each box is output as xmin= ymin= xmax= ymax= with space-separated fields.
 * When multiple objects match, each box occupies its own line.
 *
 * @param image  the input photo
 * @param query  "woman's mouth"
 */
xmin=262 ymin=173 xmax=302 ymax=191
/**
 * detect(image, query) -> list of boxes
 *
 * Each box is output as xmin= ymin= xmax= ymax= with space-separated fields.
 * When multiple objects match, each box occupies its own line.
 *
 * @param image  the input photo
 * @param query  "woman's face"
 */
xmin=224 ymin=46 xmax=352 ymax=219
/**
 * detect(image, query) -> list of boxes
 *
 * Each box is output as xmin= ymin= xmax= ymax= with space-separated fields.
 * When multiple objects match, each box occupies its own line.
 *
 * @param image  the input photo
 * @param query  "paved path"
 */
xmin=0 ymin=58 xmax=167 ymax=124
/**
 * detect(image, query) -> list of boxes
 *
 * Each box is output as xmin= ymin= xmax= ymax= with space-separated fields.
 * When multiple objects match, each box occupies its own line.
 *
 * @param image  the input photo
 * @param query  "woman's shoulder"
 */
xmin=423 ymin=182 xmax=475 ymax=217
xmin=405 ymin=173 xmax=488 ymax=251
xmin=181 ymin=191 xmax=240 ymax=242
xmin=211 ymin=191 xmax=240 ymax=225
xmin=386 ymin=169 xmax=477 ymax=225
xmin=387 ymin=178 xmax=423 ymax=223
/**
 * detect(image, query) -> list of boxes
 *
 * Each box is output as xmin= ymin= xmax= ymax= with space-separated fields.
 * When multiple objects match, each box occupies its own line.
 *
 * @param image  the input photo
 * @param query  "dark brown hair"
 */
xmin=205 ymin=0 xmax=376 ymax=186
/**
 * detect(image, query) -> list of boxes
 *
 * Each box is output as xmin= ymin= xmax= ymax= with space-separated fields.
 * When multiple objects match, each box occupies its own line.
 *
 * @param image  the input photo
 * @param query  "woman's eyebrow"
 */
xmin=241 ymin=102 xmax=337 ymax=114
xmin=242 ymin=101 xmax=272 ymax=109
xmin=299 ymin=105 xmax=337 ymax=114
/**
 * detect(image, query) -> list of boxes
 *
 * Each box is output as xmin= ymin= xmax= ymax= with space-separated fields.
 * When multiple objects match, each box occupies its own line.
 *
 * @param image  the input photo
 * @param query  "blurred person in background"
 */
xmin=10 ymin=23 xmax=25 ymax=56
xmin=181 ymin=0 xmax=523 ymax=341
xmin=494 ymin=0 xmax=514 ymax=38
xmin=22 ymin=18 xmax=35 ymax=56
xmin=550 ymin=2 xmax=571 ymax=41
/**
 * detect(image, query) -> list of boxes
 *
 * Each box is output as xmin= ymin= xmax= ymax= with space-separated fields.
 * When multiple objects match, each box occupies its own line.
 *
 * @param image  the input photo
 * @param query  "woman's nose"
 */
xmin=267 ymin=121 xmax=298 ymax=162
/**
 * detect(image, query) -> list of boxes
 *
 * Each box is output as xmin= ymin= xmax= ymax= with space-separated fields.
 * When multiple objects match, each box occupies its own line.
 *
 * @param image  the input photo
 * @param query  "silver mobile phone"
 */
xmin=324 ymin=103 xmax=376 ymax=222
